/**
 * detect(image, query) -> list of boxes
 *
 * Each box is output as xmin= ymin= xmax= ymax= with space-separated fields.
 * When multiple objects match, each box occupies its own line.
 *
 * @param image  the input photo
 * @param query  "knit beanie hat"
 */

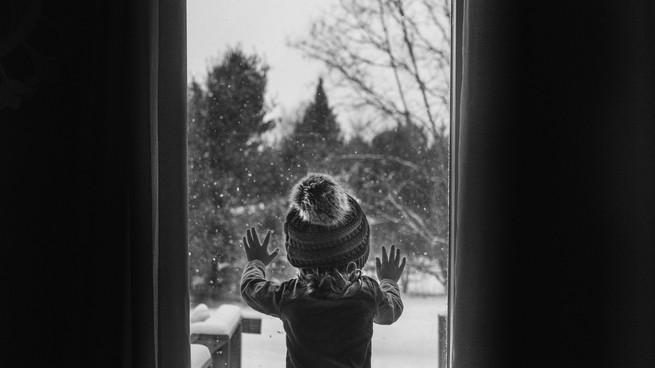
xmin=284 ymin=173 xmax=370 ymax=270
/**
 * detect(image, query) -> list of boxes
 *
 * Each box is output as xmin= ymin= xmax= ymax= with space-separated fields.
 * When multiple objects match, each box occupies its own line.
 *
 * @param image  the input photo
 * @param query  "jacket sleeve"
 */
xmin=240 ymin=260 xmax=286 ymax=318
xmin=372 ymin=278 xmax=404 ymax=325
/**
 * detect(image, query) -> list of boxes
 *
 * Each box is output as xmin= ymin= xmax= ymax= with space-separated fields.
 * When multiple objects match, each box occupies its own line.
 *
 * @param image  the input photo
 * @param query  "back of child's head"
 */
xmin=284 ymin=173 xmax=371 ymax=297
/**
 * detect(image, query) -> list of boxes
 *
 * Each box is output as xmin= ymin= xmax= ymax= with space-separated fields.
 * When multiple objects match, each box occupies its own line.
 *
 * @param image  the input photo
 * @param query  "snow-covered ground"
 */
xmin=240 ymin=295 xmax=447 ymax=368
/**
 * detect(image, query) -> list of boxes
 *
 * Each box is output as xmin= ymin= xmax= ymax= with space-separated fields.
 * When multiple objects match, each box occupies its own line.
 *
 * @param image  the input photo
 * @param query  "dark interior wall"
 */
xmin=1 ymin=1 xmax=653 ymax=368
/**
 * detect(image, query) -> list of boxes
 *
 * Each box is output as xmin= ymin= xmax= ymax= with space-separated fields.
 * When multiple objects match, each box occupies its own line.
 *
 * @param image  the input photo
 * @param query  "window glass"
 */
xmin=187 ymin=1 xmax=450 ymax=366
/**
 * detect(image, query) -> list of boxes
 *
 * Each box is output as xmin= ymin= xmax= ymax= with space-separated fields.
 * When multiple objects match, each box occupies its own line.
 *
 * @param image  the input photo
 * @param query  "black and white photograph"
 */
xmin=2 ymin=0 xmax=653 ymax=368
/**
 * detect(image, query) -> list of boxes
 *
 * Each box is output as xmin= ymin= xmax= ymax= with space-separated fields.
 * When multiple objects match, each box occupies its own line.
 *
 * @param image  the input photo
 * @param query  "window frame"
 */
xmin=447 ymin=0 xmax=462 ymax=366
xmin=180 ymin=0 xmax=460 ymax=366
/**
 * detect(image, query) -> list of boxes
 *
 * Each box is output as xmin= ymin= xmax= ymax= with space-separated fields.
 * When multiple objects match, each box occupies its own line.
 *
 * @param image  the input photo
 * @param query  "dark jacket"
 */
xmin=241 ymin=260 xmax=403 ymax=368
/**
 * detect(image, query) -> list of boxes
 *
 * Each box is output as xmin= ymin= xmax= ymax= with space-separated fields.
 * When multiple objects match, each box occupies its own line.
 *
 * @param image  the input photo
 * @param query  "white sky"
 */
xmin=186 ymin=0 xmax=339 ymax=121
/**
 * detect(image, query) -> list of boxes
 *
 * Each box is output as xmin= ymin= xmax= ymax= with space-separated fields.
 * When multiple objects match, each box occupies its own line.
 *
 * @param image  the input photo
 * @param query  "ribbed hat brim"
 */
xmin=284 ymin=196 xmax=370 ymax=270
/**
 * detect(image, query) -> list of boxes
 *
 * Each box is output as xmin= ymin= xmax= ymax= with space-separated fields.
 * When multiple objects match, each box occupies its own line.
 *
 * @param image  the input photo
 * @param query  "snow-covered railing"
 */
xmin=189 ymin=304 xmax=262 ymax=368
xmin=190 ymin=303 xmax=211 ymax=323
xmin=190 ymin=344 xmax=212 ymax=368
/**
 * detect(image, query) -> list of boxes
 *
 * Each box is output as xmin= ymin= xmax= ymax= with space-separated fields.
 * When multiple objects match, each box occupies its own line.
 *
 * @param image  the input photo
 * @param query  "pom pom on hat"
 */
xmin=289 ymin=173 xmax=350 ymax=227
xmin=284 ymin=173 xmax=371 ymax=270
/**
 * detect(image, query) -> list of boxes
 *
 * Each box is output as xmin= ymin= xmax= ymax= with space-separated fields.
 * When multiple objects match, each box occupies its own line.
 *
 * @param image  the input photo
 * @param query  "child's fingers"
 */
xmin=389 ymin=245 xmax=396 ymax=263
xmin=264 ymin=248 xmax=280 ymax=265
xmin=395 ymin=248 xmax=401 ymax=267
xmin=382 ymin=246 xmax=388 ymax=264
xmin=399 ymin=257 xmax=407 ymax=273
xmin=262 ymin=230 xmax=271 ymax=248
xmin=246 ymin=228 xmax=254 ymax=246
xmin=251 ymin=227 xmax=260 ymax=246
xmin=375 ymin=257 xmax=382 ymax=272
xmin=242 ymin=236 xmax=249 ymax=249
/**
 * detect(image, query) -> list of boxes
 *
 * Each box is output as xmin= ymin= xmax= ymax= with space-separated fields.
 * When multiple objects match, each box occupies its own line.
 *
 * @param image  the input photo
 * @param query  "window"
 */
xmin=187 ymin=0 xmax=451 ymax=366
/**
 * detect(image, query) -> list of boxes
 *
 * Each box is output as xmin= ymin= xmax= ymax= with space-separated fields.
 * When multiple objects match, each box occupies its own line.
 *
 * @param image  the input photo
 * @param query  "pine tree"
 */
xmin=282 ymin=78 xmax=343 ymax=173
xmin=204 ymin=48 xmax=272 ymax=174
xmin=187 ymin=47 xmax=276 ymax=301
xmin=295 ymin=78 xmax=341 ymax=146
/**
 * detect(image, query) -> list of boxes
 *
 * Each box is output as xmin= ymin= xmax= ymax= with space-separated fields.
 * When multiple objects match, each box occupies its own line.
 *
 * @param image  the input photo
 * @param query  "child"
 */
xmin=240 ymin=173 xmax=406 ymax=368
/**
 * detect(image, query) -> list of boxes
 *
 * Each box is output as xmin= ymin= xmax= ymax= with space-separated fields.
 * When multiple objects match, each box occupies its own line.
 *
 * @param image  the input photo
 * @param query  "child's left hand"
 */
xmin=242 ymin=227 xmax=280 ymax=266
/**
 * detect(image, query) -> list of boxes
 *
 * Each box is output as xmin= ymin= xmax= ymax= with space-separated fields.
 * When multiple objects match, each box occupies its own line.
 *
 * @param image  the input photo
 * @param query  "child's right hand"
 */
xmin=242 ymin=227 xmax=280 ymax=266
xmin=375 ymin=245 xmax=406 ymax=283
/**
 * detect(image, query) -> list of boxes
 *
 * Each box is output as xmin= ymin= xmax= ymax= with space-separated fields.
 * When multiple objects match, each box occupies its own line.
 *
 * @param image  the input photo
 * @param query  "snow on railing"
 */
xmin=190 ymin=303 xmax=211 ymax=323
xmin=190 ymin=304 xmax=262 ymax=368
xmin=190 ymin=344 xmax=212 ymax=368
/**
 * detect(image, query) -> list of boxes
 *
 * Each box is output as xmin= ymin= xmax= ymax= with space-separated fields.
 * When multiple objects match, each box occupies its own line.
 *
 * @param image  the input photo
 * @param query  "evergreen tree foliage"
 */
xmin=187 ymin=47 xmax=282 ymax=301
xmin=281 ymin=78 xmax=343 ymax=173
xmin=295 ymin=78 xmax=341 ymax=147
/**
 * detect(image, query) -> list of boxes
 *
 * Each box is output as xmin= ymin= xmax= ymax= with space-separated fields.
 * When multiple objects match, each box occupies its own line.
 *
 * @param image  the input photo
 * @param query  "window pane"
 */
xmin=187 ymin=1 xmax=450 ymax=367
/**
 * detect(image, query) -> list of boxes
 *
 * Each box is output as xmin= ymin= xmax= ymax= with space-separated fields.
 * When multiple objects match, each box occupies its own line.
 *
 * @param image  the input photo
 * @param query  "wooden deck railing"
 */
xmin=190 ymin=304 xmax=262 ymax=368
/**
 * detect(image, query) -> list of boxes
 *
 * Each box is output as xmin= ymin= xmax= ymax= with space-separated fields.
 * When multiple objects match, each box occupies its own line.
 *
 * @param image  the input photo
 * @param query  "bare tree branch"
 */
xmin=290 ymin=0 xmax=451 ymax=141
xmin=337 ymin=153 xmax=425 ymax=174
xmin=391 ymin=0 xmax=439 ymax=137
xmin=376 ymin=0 xmax=412 ymax=126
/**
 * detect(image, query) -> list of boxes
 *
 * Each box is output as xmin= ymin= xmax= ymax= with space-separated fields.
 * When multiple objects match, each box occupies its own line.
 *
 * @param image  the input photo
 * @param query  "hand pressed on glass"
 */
xmin=375 ymin=245 xmax=407 ymax=283
xmin=242 ymin=227 xmax=280 ymax=266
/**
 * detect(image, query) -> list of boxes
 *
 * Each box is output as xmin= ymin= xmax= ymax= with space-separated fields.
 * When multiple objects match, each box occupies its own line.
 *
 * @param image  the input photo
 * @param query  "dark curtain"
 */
xmin=451 ymin=1 xmax=654 ymax=367
xmin=3 ymin=1 xmax=189 ymax=367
